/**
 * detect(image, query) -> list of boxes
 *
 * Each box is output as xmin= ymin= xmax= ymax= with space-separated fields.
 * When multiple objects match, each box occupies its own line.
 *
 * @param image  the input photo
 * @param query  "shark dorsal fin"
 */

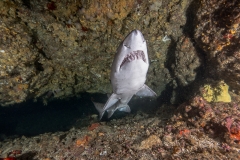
xmin=135 ymin=84 xmax=157 ymax=97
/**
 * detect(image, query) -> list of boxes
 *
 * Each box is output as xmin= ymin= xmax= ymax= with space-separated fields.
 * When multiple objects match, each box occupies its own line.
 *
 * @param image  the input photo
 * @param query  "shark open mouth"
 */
xmin=120 ymin=50 xmax=146 ymax=68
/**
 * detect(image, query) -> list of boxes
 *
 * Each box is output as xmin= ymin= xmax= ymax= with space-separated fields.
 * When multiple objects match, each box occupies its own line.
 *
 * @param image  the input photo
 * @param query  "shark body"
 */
xmin=94 ymin=30 xmax=156 ymax=119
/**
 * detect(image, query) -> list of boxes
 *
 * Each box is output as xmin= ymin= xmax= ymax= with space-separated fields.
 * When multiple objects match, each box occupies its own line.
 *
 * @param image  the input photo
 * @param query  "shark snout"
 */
xmin=123 ymin=30 xmax=146 ymax=46
xmin=132 ymin=30 xmax=140 ymax=35
xmin=132 ymin=30 xmax=145 ymax=42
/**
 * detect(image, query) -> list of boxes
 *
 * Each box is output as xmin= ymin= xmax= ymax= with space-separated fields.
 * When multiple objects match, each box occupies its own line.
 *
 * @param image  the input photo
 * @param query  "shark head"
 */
xmin=111 ymin=30 xmax=150 ymax=95
xmin=112 ymin=30 xmax=149 ymax=73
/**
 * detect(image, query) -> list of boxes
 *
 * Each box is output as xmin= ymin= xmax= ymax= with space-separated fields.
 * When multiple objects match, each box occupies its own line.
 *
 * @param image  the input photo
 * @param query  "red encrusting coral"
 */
xmin=229 ymin=122 xmax=240 ymax=142
xmin=0 ymin=150 xmax=22 ymax=160
xmin=76 ymin=136 xmax=90 ymax=147
xmin=81 ymin=26 xmax=88 ymax=32
xmin=88 ymin=123 xmax=100 ymax=131
xmin=223 ymin=33 xmax=234 ymax=40
xmin=0 ymin=158 xmax=16 ymax=160
xmin=179 ymin=129 xmax=191 ymax=137
xmin=47 ymin=1 xmax=57 ymax=10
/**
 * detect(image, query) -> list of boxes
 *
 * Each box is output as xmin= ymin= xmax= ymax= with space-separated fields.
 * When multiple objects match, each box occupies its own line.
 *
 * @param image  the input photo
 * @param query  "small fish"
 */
xmin=93 ymin=30 xmax=156 ymax=119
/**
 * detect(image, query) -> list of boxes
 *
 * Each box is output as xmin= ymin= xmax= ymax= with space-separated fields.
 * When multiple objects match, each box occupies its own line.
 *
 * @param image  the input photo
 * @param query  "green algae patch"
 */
xmin=202 ymin=81 xmax=231 ymax=103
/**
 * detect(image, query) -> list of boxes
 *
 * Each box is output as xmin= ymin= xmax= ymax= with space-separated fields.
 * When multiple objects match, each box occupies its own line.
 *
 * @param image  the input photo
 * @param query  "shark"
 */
xmin=93 ymin=30 xmax=157 ymax=119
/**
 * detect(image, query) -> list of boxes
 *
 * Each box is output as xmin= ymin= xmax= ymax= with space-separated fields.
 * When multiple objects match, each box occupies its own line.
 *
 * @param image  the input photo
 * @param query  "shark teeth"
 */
xmin=120 ymin=50 xmax=146 ymax=68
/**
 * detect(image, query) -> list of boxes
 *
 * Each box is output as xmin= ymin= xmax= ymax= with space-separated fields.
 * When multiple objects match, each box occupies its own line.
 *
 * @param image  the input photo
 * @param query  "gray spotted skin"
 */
xmin=94 ymin=30 xmax=156 ymax=119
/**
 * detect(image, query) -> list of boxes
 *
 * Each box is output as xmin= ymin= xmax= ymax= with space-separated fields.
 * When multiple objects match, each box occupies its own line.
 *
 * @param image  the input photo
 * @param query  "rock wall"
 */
xmin=0 ymin=0 xmax=239 ymax=106
xmin=194 ymin=0 xmax=240 ymax=94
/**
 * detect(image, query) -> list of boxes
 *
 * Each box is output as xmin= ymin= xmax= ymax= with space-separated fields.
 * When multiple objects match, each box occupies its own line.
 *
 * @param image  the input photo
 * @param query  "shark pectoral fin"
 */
xmin=103 ymin=93 xmax=119 ymax=110
xmin=118 ymin=105 xmax=131 ymax=113
xmin=107 ymin=104 xmax=131 ymax=119
xmin=135 ymin=84 xmax=157 ymax=97
xmin=92 ymin=102 xmax=105 ymax=120
xmin=107 ymin=109 xmax=115 ymax=119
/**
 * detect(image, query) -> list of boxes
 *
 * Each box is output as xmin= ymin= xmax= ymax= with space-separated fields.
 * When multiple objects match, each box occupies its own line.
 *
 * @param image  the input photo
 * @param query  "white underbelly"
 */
xmin=111 ymin=60 xmax=148 ymax=94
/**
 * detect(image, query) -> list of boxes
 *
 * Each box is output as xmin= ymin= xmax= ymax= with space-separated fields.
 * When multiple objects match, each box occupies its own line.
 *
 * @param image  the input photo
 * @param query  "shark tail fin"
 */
xmin=107 ymin=109 xmax=115 ymax=119
xmin=103 ymin=93 xmax=119 ymax=110
xmin=92 ymin=102 xmax=105 ymax=120
xmin=135 ymin=84 xmax=157 ymax=97
xmin=107 ymin=104 xmax=131 ymax=118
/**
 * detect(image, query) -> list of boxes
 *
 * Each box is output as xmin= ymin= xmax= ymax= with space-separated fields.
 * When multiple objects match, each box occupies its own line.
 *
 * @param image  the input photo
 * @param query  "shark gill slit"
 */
xmin=120 ymin=50 xmax=146 ymax=68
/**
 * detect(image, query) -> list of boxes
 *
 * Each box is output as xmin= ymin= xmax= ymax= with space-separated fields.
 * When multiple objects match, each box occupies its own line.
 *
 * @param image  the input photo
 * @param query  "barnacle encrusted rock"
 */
xmin=0 ymin=0 xmax=196 ymax=106
xmin=171 ymin=95 xmax=240 ymax=148
xmin=0 ymin=9 xmax=39 ymax=105
xmin=194 ymin=0 xmax=240 ymax=93
xmin=78 ymin=0 xmax=135 ymax=32
xmin=138 ymin=135 xmax=162 ymax=150
xmin=170 ymin=36 xmax=201 ymax=87
xmin=2 ymin=0 xmax=239 ymax=106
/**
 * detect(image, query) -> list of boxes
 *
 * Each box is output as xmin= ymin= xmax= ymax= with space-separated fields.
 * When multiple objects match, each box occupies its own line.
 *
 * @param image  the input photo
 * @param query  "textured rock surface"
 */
xmin=0 ymin=0 xmax=196 ymax=106
xmin=0 ymin=94 xmax=239 ymax=159
xmin=170 ymin=36 xmax=201 ymax=87
xmin=173 ymin=95 xmax=240 ymax=149
xmin=194 ymin=0 xmax=240 ymax=94
xmin=1 ymin=1 xmax=240 ymax=158
xmin=0 ymin=0 xmax=239 ymax=106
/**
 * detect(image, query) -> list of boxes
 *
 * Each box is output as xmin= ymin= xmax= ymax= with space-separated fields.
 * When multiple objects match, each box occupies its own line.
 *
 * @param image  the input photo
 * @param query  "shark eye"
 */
xmin=124 ymin=44 xmax=131 ymax=49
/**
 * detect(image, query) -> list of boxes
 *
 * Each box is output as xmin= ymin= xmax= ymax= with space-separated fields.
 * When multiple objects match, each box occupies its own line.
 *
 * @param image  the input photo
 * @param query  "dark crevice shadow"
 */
xmin=0 ymin=93 xmax=97 ymax=138
xmin=175 ymin=0 xmax=206 ymax=103
xmin=156 ymin=83 xmax=175 ymax=106
xmin=159 ymin=0 xmax=207 ymax=105
xmin=17 ymin=151 xmax=38 ymax=160
xmin=0 ymin=92 xmax=158 ymax=138
xmin=164 ymin=39 xmax=178 ymax=78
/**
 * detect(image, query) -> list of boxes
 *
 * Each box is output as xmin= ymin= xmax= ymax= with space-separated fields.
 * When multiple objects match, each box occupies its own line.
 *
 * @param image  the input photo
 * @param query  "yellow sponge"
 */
xmin=202 ymin=81 xmax=231 ymax=102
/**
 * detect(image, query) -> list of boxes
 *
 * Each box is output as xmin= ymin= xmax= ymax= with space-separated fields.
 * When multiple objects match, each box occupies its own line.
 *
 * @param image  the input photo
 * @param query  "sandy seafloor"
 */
xmin=0 ymin=93 xmax=240 ymax=160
